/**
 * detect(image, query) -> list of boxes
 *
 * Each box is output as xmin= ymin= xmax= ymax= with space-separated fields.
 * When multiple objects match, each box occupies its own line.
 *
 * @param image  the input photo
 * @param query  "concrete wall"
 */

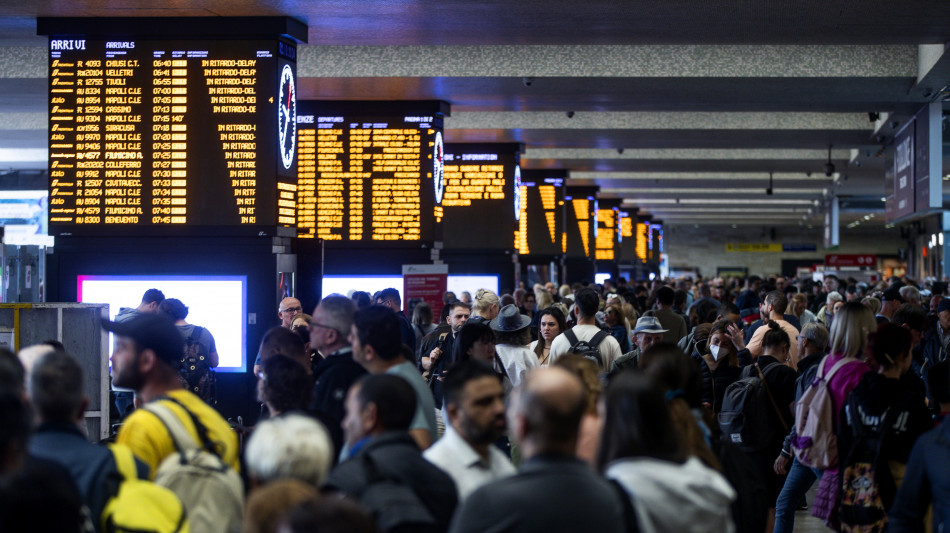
xmin=664 ymin=223 xmax=903 ymax=278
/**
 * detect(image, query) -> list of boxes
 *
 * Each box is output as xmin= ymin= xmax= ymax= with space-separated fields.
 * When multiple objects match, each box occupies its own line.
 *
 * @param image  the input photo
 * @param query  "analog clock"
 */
xmin=433 ymin=131 xmax=444 ymax=203
xmin=277 ymin=64 xmax=296 ymax=170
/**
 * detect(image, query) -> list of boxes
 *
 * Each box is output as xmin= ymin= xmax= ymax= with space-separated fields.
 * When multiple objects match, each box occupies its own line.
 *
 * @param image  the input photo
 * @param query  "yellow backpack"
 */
xmin=101 ymin=444 xmax=190 ymax=533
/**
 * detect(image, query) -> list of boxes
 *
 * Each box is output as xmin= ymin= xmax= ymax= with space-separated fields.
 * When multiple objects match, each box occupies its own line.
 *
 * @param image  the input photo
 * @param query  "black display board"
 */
xmin=39 ymin=18 xmax=301 ymax=236
xmin=517 ymin=169 xmax=565 ymax=257
xmin=440 ymin=143 xmax=523 ymax=250
xmin=295 ymin=101 xmax=449 ymax=244
xmin=564 ymin=186 xmax=598 ymax=259
xmin=595 ymin=198 xmax=621 ymax=261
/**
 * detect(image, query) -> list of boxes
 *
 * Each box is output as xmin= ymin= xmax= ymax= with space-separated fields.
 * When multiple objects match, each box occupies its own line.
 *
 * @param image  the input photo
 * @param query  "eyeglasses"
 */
xmin=309 ymin=322 xmax=341 ymax=335
xmin=279 ymin=306 xmax=303 ymax=313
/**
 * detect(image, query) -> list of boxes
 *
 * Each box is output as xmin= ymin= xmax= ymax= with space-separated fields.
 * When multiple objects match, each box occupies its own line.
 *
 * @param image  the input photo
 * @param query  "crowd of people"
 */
xmin=2 ymin=272 xmax=950 ymax=533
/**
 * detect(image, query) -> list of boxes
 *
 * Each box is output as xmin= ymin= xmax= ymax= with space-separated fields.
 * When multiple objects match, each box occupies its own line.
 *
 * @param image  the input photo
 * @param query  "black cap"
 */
xmin=881 ymin=287 xmax=905 ymax=304
xmin=937 ymin=298 xmax=950 ymax=315
xmin=101 ymin=313 xmax=183 ymax=366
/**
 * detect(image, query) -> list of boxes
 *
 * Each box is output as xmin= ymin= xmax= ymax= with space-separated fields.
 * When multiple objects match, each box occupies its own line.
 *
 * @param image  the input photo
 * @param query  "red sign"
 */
xmin=825 ymin=254 xmax=877 ymax=268
xmin=402 ymin=264 xmax=448 ymax=322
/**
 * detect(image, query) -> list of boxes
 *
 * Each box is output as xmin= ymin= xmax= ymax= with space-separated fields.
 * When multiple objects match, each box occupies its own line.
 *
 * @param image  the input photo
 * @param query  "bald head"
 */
xmin=509 ymin=366 xmax=587 ymax=458
xmin=279 ymin=297 xmax=303 ymax=328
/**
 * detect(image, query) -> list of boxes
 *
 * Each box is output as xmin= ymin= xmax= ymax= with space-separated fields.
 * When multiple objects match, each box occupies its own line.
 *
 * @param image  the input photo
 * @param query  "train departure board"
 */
xmin=564 ymin=186 xmax=598 ymax=259
xmin=618 ymin=210 xmax=638 ymax=262
xmin=635 ymin=220 xmax=650 ymax=262
xmin=440 ymin=143 xmax=523 ymax=250
xmin=516 ymin=170 xmax=565 ymax=256
xmin=595 ymin=207 xmax=619 ymax=261
xmin=295 ymin=101 xmax=448 ymax=243
xmin=42 ymin=26 xmax=300 ymax=235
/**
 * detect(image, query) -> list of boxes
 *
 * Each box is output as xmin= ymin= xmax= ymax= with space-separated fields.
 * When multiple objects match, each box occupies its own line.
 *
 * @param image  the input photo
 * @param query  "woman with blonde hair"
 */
xmin=534 ymin=287 xmax=554 ymax=311
xmin=810 ymin=301 xmax=875 ymax=525
xmin=469 ymin=288 xmax=501 ymax=324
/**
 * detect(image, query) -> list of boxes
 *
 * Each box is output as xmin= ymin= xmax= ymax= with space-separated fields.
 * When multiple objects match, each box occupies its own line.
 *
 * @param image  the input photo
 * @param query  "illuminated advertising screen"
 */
xmin=321 ymin=274 xmax=499 ymax=302
xmin=295 ymin=101 xmax=447 ymax=243
xmin=0 ymin=191 xmax=54 ymax=246
xmin=517 ymin=170 xmax=564 ymax=256
xmin=44 ymin=35 xmax=297 ymax=235
xmin=77 ymin=275 xmax=247 ymax=372
xmin=440 ymin=143 xmax=522 ymax=250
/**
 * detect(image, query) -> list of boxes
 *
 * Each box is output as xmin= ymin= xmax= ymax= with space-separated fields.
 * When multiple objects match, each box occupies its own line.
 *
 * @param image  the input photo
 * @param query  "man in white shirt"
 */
xmin=424 ymin=360 xmax=515 ymax=500
xmin=548 ymin=288 xmax=622 ymax=367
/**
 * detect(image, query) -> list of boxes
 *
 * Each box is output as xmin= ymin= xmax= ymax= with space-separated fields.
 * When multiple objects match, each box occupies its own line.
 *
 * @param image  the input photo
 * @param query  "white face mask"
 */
xmin=710 ymin=344 xmax=722 ymax=361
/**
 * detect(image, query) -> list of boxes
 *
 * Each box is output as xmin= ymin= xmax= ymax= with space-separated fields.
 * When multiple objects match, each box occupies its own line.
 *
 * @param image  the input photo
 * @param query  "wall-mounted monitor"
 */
xmin=77 ymin=275 xmax=247 ymax=372
xmin=0 ymin=190 xmax=54 ymax=246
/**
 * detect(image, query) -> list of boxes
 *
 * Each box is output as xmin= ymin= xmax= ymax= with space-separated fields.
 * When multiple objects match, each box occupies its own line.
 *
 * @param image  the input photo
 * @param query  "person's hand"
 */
xmin=774 ymin=454 xmax=791 ymax=475
xmin=725 ymin=323 xmax=746 ymax=351
xmin=430 ymin=347 xmax=442 ymax=361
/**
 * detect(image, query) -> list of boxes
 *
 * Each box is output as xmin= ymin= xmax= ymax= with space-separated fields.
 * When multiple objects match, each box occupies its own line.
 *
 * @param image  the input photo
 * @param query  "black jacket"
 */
xmin=324 ymin=432 xmax=458 ymax=533
xmin=416 ymin=324 xmax=455 ymax=408
xmin=310 ymin=346 xmax=367 ymax=454
xmin=740 ymin=355 xmax=797 ymax=451
xmin=692 ymin=346 xmax=752 ymax=413
xmin=449 ymin=454 xmax=626 ymax=533
xmin=839 ymin=372 xmax=933 ymax=468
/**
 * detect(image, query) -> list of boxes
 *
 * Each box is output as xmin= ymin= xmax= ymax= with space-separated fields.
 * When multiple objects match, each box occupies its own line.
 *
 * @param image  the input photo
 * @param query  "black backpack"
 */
xmin=838 ymin=396 xmax=897 ymax=532
xmin=177 ymin=326 xmax=215 ymax=406
xmin=717 ymin=362 xmax=787 ymax=453
xmin=563 ymin=329 xmax=610 ymax=368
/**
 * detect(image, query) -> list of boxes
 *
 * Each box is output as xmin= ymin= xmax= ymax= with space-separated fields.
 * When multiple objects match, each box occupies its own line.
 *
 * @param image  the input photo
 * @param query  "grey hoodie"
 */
xmin=606 ymin=456 xmax=736 ymax=533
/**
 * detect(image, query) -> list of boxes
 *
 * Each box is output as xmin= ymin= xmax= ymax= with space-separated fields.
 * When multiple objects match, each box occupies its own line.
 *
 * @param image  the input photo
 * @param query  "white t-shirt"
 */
xmin=548 ymin=324 xmax=623 ymax=367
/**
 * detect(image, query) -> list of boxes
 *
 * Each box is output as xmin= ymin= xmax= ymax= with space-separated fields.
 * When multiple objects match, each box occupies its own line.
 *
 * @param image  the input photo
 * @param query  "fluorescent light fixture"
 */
xmin=0 ymin=148 xmax=47 ymax=162
xmin=575 ymin=172 xmax=832 ymax=181
xmin=644 ymin=207 xmax=810 ymax=213
xmin=626 ymin=198 xmax=815 ymax=206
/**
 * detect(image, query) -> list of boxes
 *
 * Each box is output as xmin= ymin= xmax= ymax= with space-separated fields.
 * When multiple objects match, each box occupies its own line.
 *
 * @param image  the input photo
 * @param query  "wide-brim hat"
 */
xmin=633 ymin=315 xmax=668 ymax=334
xmin=490 ymin=304 xmax=531 ymax=332
xmin=101 ymin=313 xmax=183 ymax=366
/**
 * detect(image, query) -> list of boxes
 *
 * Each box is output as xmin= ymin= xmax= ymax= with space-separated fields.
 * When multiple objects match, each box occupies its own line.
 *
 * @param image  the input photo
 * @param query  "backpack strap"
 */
xmin=564 ymin=329 xmax=580 ymax=347
xmin=819 ymin=354 xmax=854 ymax=382
xmin=186 ymin=326 xmax=204 ymax=345
xmin=145 ymin=397 xmax=221 ymax=460
xmin=108 ymin=444 xmax=139 ymax=482
xmin=589 ymin=329 xmax=610 ymax=348
xmin=756 ymin=362 xmax=789 ymax=432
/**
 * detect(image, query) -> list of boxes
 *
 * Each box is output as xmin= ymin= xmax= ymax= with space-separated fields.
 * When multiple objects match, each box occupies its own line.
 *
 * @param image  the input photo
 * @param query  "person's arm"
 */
xmin=745 ymin=326 xmax=764 ymax=357
xmin=409 ymin=428 xmax=433 ymax=450
xmin=888 ymin=436 xmax=932 ymax=532
xmin=205 ymin=330 xmax=219 ymax=368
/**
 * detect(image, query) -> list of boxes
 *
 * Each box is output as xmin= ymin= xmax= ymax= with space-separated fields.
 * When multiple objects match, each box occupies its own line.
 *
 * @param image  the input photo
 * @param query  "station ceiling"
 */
xmin=1 ymin=1 xmax=949 ymax=227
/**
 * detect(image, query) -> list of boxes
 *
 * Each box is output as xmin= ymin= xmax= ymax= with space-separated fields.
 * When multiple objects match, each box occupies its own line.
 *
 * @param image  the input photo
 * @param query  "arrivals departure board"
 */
xmin=295 ymin=101 xmax=448 ymax=243
xmin=564 ymin=187 xmax=598 ymax=259
xmin=45 ymin=35 xmax=297 ymax=235
xmin=595 ymin=207 xmax=619 ymax=261
xmin=441 ymin=143 xmax=522 ymax=250
xmin=618 ymin=210 xmax=638 ymax=262
xmin=516 ymin=170 xmax=565 ymax=256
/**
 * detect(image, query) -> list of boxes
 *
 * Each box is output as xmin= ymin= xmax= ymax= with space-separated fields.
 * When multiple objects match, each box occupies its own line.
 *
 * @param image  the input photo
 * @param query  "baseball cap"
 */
xmin=937 ymin=298 xmax=950 ymax=315
xmin=881 ymin=287 xmax=905 ymax=304
xmin=633 ymin=315 xmax=668 ymax=334
xmin=101 ymin=313 xmax=184 ymax=366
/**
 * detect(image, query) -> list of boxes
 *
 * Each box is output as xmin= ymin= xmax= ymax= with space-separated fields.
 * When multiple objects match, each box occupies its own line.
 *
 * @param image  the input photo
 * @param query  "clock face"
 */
xmin=513 ymin=164 xmax=522 ymax=220
xmin=277 ymin=64 xmax=296 ymax=170
xmin=433 ymin=131 xmax=444 ymax=204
